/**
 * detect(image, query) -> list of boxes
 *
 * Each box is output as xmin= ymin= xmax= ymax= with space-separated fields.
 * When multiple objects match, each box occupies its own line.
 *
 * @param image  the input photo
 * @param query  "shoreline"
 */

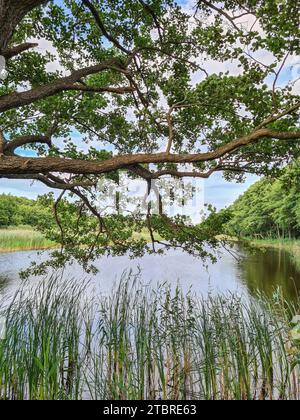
xmin=0 ymin=244 xmax=57 ymax=254
xmin=249 ymin=238 xmax=300 ymax=268
xmin=0 ymin=227 xmax=57 ymax=254
xmin=1 ymin=233 xmax=300 ymax=257
xmin=250 ymin=238 xmax=300 ymax=251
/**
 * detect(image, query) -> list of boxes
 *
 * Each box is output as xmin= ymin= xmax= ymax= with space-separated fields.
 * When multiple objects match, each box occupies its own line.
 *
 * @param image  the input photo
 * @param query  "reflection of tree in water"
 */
xmin=240 ymin=248 xmax=300 ymax=302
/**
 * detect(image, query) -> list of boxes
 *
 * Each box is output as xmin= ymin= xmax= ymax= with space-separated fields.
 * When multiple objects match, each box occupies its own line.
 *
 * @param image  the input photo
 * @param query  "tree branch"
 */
xmin=4 ymin=134 xmax=52 ymax=154
xmin=0 ymin=129 xmax=5 ymax=155
xmin=197 ymin=0 xmax=242 ymax=32
xmin=0 ymin=0 xmax=48 ymax=51
xmin=1 ymin=42 xmax=38 ymax=59
xmin=0 ymin=58 xmax=130 ymax=112
xmin=137 ymin=0 xmax=164 ymax=43
xmin=0 ymin=173 xmax=96 ymax=190
xmin=166 ymin=99 xmax=193 ymax=154
xmin=1 ymin=128 xmax=300 ymax=176
xmin=63 ymin=83 xmax=135 ymax=94
xmin=81 ymin=0 xmax=131 ymax=54
xmin=272 ymin=52 xmax=290 ymax=107
xmin=256 ymin=101 xmax=300 ymax=130
xmin=128 ymin=164 xmax=220 ymax=179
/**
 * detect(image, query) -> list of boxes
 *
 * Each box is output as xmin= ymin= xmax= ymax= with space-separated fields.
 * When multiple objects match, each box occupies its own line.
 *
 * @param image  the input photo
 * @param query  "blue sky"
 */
xmin=204 ymin=173 xmax=258 ymax=209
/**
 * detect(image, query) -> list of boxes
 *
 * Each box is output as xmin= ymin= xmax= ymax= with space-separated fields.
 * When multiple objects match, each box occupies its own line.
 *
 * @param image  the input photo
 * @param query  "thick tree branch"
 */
xmin=1 ymin=128 xmax=300 ymax=176
xmin=0 ymin=0 xmax=48 ymax=51
xmin=1 ymin=42 xmax=38 ymax=59
xmin=4 ymin=134 xmax=52 ymax=154
xmin=0 ymin=58 xmax=130 ymax=112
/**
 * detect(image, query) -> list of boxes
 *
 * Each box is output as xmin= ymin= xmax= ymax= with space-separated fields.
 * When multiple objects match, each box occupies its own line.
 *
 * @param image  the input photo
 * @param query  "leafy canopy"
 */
xmin=0 ymin=0 xmax=299 ymax=273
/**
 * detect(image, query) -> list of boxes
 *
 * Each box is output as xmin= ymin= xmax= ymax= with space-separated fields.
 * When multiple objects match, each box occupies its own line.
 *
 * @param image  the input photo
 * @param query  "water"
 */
xmin=0 ymin=245 xmax=299 ymax=302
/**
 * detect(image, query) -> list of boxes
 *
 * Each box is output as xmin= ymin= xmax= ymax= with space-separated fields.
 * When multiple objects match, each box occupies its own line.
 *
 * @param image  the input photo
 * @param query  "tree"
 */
xmin=0 ymin=0 xmax=299 ymax=272
xmin=225 ymin=163 xmax=300 ymax=240
xmin=0 ymin=193 xmax=51 ymax=227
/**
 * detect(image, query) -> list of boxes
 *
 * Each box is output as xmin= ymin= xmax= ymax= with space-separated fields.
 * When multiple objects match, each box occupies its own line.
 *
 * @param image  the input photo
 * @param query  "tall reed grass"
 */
xmin=0 ymin=227 xmax=55 ymax=252
xmin=0 ymin=274 xmax=299 ymax=400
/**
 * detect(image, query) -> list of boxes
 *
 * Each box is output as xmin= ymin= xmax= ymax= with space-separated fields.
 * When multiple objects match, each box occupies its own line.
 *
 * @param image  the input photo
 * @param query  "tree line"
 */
xmin=0 ymin=194 xmax=51 ymax=228
xmin=225 ymin=164 xmax=300 ymax=240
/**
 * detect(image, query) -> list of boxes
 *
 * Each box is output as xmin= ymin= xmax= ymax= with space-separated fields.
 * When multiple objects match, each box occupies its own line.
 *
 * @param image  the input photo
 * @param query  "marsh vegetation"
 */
xmin=0 ymin=227 xmax=55 ymax=253
xmin=0 ymin=274 xmax=300 ymax=400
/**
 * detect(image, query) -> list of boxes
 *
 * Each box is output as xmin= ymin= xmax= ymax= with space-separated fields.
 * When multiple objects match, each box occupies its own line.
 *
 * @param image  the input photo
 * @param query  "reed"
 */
xmin=0 ymin=274 xmax=299 ymax=400
xmin=0 ymin=227 xmax=55 ymax=252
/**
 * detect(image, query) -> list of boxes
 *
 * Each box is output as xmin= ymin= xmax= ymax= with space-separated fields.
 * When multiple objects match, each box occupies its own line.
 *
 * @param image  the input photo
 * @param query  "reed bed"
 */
xmin=0 ymin=274 xmax=299 ymax=400
xmin=0 ymin=228 xmax=55 ymax=252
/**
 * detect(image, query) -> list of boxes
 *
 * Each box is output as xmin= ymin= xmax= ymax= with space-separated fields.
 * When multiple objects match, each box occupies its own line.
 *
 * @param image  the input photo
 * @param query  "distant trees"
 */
xmin=226 ymin=164 xmax=300 ymax=239
xmin=0 ymin=194 xmax=51 ymax=228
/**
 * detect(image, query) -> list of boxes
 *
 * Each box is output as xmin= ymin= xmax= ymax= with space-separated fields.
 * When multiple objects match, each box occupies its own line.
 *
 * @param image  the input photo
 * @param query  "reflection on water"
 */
xmin=0 ymin=245 xmax=299 ymax=302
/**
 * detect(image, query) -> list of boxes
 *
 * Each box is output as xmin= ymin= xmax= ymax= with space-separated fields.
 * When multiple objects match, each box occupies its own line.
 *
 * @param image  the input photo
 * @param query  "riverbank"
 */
xmin=250 ymin=238 xmax=300 ymax=254
xmin=250 ymin=238 xmax=300 ymax=269
xmin=0 ymin=226 xmax=159 ymax=253
xmin=0 ymin=227 xmax=56 ymax=253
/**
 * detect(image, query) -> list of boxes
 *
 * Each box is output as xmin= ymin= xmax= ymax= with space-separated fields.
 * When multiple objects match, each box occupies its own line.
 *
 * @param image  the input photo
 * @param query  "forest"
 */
xmin=0 ymin=194 xmax=50 ymax=228
xmin=225 ymin=164 xmax=300 ymax=240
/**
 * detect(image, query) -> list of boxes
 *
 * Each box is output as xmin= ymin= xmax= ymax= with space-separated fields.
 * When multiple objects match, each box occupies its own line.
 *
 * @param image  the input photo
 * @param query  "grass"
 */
xmin=0 ymin=273 xmax=300 ymax=400
xmin=131 ymin=228 xmax=162 ymax=242
xmin=0 ymin=226 xmax=159 ymax=253
xmin=0 ymin=227 xmax=56 ymax=252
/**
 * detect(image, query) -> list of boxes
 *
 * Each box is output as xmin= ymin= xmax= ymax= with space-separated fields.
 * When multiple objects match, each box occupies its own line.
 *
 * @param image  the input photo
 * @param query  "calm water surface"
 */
xmin=0 ymin=246 xmax=299 ymax=302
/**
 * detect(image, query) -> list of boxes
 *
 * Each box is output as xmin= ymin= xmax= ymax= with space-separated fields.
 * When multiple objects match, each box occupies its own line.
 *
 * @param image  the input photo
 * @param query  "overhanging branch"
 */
xmin=1 ymin=128 xmax=299 ymax=176
xmin=0 ymin=58 xmax=131 ymax=112
xmin=1 ymin=42 xmax=38 ymax=59
xmin=4 ymin=134 xmax=52 ymax=154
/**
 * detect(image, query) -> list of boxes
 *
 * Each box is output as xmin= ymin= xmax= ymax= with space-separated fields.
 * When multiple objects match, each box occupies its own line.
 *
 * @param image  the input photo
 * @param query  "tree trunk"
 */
xmin=0 ymin=0 xmax=47 ymax=52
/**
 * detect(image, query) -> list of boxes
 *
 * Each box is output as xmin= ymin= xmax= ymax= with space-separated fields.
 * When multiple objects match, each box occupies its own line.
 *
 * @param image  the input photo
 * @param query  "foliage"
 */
xmin=225 ymin=163 xmax=300 ymax=239
xmin=0 ymin=194 xmax=51 ymax=228
xmin=1 ymin=274 xmax=300 ymax=400
xmin=0 ymin=0 xmax=299 ymax=270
